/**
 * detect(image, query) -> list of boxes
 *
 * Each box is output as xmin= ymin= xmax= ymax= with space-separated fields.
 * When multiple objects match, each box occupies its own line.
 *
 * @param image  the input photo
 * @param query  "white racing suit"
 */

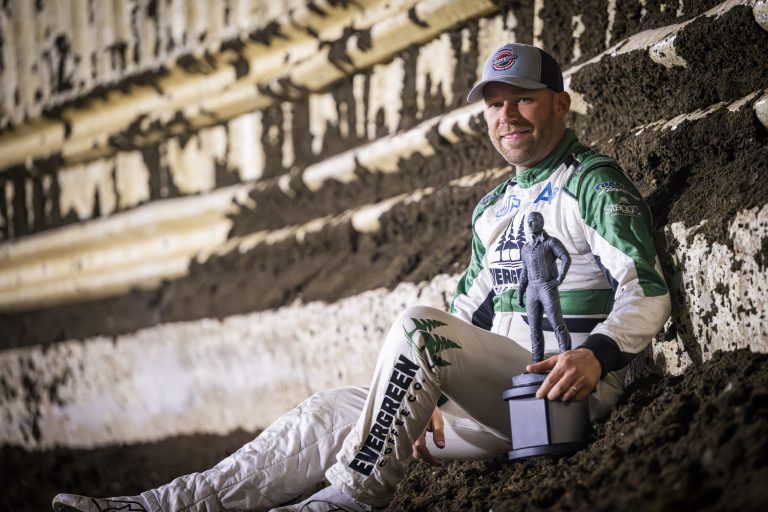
xmin=123 ymin=129 xmax=671 ymax=510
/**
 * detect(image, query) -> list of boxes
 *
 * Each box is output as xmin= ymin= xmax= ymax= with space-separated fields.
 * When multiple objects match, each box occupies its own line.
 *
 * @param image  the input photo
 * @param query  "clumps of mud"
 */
xmin=600 ymin=101 xmax=768 ymax=249
xmin=391 ymin=348 xmax=768 ymax=511
xmin=571 ymin=6 xmax=768 ymax=143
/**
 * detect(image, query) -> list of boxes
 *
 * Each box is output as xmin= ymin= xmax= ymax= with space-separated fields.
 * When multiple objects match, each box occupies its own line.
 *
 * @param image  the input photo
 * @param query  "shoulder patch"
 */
xmin=480 ymin=191 xmax=495 ymax=205
xmin=473 ymin=178 xmax=515 ymax=223
xmin=564 ymin=152 xmax=624 ymax=198
xmin=594 ymin=180 xmax=642 ymax=202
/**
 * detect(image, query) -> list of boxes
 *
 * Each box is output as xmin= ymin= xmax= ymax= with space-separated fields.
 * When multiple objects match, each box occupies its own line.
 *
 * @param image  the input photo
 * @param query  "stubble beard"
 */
xmin=490 ymin=103 xmax=558 ymax=169
xmin=492 ymin=132 xmax=537 ymax=167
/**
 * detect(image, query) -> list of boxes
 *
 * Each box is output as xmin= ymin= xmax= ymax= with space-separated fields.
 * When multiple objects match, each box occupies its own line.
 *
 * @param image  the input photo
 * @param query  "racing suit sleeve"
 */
xmin=574 ymin=165 xmax=671 ymax=376
xmin=449 ymin=221 xmax=496 ymax=331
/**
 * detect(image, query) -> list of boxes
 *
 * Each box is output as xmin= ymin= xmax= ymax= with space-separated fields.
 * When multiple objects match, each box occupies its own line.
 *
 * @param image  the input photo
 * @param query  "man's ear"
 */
xmin=555 ymin=91 xmax=571 ymax=116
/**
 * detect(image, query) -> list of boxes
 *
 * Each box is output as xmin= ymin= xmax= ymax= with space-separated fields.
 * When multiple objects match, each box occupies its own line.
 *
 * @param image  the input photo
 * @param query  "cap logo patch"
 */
xmin=492 ymin=50 xmax=518 ymax=70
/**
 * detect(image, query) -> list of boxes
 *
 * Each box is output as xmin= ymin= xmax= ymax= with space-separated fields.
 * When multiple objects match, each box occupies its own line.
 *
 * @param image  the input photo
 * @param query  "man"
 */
xmin=517 ymin=211 xmax=572 ymax=362
xmin=53 ymin=43 xmax=670 ymax=512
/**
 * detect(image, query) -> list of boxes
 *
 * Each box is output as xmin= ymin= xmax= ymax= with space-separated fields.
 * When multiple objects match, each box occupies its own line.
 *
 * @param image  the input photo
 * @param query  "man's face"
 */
xmin=527 ymin=213 xmax=544 ymax=235
xmin=483 ymin=82 xmax=570 ymax=170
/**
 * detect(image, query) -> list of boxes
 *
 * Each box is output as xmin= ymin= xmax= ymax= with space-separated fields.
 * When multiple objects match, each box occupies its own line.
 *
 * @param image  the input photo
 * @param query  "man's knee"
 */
xmin=395 ymin=304 xmax=446 ymax=324
xmin=302 ymin=386 xmax=367 ymax=427
xmin=388 ymin=305 xmax=451 ymax=345
xmin=384 ymin=304 xmax=454 ymax=361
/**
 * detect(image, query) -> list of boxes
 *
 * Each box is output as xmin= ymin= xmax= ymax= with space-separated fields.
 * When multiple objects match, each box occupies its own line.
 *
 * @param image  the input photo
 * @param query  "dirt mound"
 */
xmin=2 ymin=349 xmax=765 ymax=511
xmin=391 ymin=348 xmax=768 ymax=511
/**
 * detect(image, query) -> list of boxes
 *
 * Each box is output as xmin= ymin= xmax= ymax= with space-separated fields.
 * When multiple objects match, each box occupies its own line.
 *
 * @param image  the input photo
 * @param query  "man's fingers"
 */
xmin=411 ymin=431 xmax=426 ymax=460
xmin=527 ymin=354 xmax=560 ymax=400
xmin=412 ymin=414 xmax=445 ymax=466
xmin=431 ymin=409 xmax=445 ymax=449
xmin=555 ymin=375 xmax=587 ymax=401
xmin=526 ymin=354 xmax=558 ymax=374
xmin=533 ymin=349 xmax=601 ymax=401
xmin=412 ymin=432 xmax=443 ymax=466
xmin=536 ymin=369 xmax=561 ymax=399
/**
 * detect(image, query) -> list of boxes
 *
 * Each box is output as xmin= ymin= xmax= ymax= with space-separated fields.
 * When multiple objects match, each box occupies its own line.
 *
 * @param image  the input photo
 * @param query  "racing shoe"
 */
xmin=52 ymin=493 xmax=151 ymax=512
xmin=269 ymin=485 xmax=389 ymax=512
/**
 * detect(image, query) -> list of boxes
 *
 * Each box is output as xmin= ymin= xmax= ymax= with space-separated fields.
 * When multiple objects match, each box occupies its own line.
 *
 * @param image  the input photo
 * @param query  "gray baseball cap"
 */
xmin=467 ymin=43 xmax=564 ymax=103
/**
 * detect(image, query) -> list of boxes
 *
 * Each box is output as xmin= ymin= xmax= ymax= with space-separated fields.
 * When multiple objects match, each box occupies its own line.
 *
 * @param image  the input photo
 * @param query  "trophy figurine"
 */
xmin=517 ymin=211 xmax=572 ymax=363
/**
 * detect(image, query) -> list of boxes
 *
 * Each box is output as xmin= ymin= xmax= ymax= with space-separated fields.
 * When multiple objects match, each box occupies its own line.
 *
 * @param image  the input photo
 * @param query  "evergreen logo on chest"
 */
xmin=489 ymin=212 xmax=528 ymax=293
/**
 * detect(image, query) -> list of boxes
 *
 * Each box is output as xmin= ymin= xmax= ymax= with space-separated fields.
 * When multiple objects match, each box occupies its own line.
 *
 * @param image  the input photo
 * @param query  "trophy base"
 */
xmin=502 ymin=372 xmax=590 ymax=462
xmin=507 ymin=441 xmax=587 ymax=461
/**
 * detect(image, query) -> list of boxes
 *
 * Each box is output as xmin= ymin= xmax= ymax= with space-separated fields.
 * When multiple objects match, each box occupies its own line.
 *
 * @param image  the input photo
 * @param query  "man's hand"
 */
xmin=412 ymin=406 xmax=445 ymax=466
xmin=517 ymin=289 xmax=525 ymax=308
xmin=526 ymin=348 xmax=601 ymax=401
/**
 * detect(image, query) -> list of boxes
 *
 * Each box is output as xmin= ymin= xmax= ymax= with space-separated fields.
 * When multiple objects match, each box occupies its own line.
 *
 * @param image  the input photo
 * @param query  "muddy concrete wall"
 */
xmin=0 ymin=0 xmax=766 ymax=453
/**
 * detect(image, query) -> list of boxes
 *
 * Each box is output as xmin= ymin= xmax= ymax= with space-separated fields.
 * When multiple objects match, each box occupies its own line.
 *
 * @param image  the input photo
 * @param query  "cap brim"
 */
xmin=466 ymin=76 xmax=548 ymax=103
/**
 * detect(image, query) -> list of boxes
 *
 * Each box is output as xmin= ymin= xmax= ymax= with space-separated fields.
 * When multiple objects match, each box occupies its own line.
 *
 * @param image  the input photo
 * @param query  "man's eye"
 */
xmin=519 ymin=97 xmax=532 ymax=103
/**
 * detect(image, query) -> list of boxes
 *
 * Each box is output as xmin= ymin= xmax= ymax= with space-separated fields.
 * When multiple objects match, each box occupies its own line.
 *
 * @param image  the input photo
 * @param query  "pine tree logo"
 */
xmin=403 ymin=318 xmax=462 ymax=371
xmin=493 ymin=211 xmax=526 ymax=267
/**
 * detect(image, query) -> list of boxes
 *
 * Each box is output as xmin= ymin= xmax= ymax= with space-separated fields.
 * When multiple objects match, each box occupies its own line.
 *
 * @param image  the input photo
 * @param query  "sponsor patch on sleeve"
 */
xmin=594 ymin=181 xmax=642 ymax=202
xmin=603 ymin=196 xmax=642 ymax=217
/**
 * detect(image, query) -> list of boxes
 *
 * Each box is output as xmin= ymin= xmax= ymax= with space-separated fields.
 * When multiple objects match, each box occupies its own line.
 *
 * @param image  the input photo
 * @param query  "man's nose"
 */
xmin=500 ymin=101 xmax=520 ymax=124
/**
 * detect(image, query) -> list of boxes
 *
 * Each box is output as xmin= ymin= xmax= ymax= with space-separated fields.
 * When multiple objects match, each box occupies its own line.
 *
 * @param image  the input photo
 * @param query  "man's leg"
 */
xmin=325 ymin=305 xmax=532 ymax=508
xmin=54 ymin=386 xmax=367 ymax=512
xmin=424 ymin=399 xmax=511 ymax=461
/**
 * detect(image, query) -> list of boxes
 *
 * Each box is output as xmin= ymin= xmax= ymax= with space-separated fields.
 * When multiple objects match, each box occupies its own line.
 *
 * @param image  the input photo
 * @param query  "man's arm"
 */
xmin=574 ymin=164 xmax=671 ymax=377
xmin=450 ymin=199 xmax=498 ymax=331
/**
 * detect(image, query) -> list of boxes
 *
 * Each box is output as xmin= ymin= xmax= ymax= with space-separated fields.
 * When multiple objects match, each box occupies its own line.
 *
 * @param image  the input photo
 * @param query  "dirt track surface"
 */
xmin=392 ymin=348 xmax=768 ymax=511
xmin=3 ymin=348 xmax=766 ymax=511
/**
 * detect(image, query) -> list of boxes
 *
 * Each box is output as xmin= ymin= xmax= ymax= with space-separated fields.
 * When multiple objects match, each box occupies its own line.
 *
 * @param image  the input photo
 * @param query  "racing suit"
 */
xmin=90 ymin=129 xmax=670 ymax=511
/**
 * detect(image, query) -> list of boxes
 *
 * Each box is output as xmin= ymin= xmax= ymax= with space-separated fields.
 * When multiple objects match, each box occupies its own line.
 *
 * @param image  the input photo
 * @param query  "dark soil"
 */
xmin=391 ymin=348 xmax=768 ymax=511
xmin=2 ymin=349 xmax=766 ymax=511
xmin=598 ymin=96 xmax=768 ymax=249
xmin=572 ymin=6 xmax=768 ymax=143
xmin=1 ymin=430 xmax=259 ymax=511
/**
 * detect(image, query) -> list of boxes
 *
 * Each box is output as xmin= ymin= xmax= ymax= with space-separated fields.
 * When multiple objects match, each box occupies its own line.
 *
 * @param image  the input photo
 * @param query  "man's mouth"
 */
xmin=500 ymin=129 xmax=532 ymax=141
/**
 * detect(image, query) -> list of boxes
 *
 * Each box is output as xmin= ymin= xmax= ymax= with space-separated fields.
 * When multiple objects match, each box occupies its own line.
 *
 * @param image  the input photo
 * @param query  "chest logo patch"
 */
xmin=495 ymin=193 xmax=522 ymax=217
xmin=534 ymin=182 xmax=560 ymax=204
xmin=489 ymin=212 xmax=528 ymax=293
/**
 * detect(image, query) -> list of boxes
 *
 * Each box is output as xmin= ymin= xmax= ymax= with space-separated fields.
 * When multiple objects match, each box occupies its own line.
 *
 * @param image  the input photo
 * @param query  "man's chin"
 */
xmin=502 ymin=151 xmax=534 ymax=168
